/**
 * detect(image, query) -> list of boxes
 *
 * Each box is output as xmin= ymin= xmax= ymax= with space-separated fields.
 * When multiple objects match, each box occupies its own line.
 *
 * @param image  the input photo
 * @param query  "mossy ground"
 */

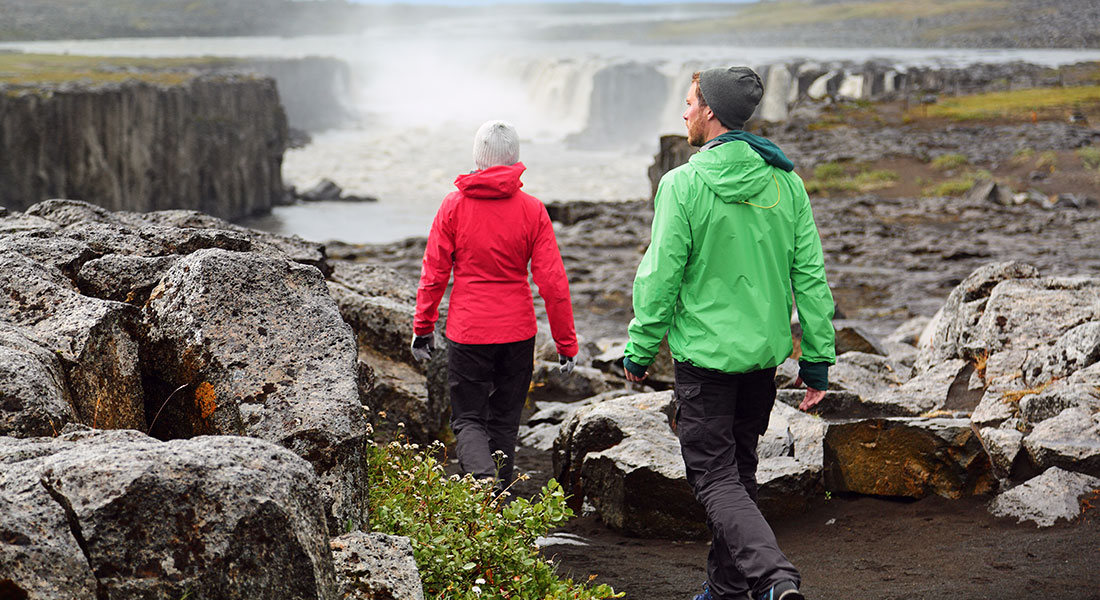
xmin=0 ymin=53 xmax=236 ymax=88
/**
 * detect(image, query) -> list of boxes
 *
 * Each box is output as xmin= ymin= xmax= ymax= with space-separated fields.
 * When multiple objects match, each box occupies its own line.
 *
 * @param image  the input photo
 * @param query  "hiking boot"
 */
xmin=757 ymin=581 xmax=804 ymax=600
xmin=692 ymin=581 xmax=713 ymax=600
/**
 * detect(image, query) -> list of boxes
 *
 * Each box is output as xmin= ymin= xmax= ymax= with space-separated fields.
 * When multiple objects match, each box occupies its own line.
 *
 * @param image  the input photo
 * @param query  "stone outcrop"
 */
xmin=0 ymin=74 xmax=287 ymax=220
xmin=989 ymin=467 xmax=1100 ymax=527
xmin=0 ymin=200 xmax=372 ymax=534
xmin=142 ymin=247 xmax=369 ymax=532
xmin=823 ymin=417 xmax=995 ymax=499
xmin=553 ymin=390 xmax=824 ymax=537
xmin=330 ymin=532 xmax=425 ymax=600
xmin=327 ymin=260 xmax=449 ymax=443
xmin=0 ymin=430 xmax=336 ymax=600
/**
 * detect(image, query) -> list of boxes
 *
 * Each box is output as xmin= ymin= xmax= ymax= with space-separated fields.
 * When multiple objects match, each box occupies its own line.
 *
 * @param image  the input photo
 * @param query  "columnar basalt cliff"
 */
xmin=0 ymin=74 xmax=288 ymax=220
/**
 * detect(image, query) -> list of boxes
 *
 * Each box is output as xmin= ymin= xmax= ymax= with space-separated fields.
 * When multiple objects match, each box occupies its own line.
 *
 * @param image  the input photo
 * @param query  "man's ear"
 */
xmin=703 ymin=105 xmax=717 ymax=123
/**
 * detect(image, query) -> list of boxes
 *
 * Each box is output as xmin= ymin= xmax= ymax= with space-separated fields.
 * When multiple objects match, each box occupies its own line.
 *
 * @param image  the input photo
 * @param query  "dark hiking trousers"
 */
xmin=673 ymin=360 xmax=801 ymax=600
xmin=447 ymin=336 xmax=535 ymax=486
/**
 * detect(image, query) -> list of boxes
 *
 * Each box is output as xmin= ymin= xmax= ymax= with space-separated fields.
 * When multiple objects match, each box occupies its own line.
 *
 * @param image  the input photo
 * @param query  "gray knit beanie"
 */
xmin=698 ymin=66 xmax=764 ymax=130
xmin=472 ymin=120 xmax=520 ymax=170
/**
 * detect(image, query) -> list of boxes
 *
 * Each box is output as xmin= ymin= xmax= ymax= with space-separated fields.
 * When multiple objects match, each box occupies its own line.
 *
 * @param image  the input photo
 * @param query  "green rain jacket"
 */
xmin=625 ymin=139 xmax=835 ymax=374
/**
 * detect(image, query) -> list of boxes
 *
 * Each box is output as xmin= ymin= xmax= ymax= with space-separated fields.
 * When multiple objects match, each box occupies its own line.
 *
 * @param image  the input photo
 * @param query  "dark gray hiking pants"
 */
xmin=674 ymin=361 xmax=801 ymax=600
xmin=447 ymin=336 xmax=535 ymax=486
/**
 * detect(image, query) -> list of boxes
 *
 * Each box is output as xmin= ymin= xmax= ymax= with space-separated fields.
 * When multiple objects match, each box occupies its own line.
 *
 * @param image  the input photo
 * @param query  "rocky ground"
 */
xmin=342 ymin=92 xmax=1100 ymax=600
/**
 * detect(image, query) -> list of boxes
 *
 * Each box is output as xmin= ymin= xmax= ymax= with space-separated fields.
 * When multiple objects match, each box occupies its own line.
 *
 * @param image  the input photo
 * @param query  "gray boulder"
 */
xmin=327 ymin=260 xmax=450 ymax=444
xmin=330 ymin=532 xmax=425 ymax=600
xmin=970 ymin=387 xmax=1018 ymax=428
xmin=0 ymin=250 xmax=146 ymax=432
xmin=531 ymin=362 xmax=614 ymax=403
xmin=966 ymin=277 xmax=1100 ymax=388
xmin=0 ymin=430 xmax=336 ymax=599
xmin=142 ymin=248 xmax=369 ymax=531
xmin=824 ymin=417 xmax=994 ymax=498
xmin=916 ymin=261 xmax=1040 ymax=372
xmin=862 ymin=359 xmax=970 ymax=416
xmin=553 ymin=391 xmax=706 ymax=538
xmin=833 ymin=322 xmax=890 ymax=356
xmin=989 ymin=467 xmax=1100 ymax=527
xmin=76 ymin=254 xmax=180 ymax=304
xmin=829 ymin=351 xmax=913 ymax=401
xmin=1022 ymin=406 xmax=1100 ymax=477
xmin=976 ymin=426 xmax=1026 ymax=479
xmin=1020 ymin=322 xmax=1100 ymax=388
xmin=0 ymin=322 xmax=76 ymax=437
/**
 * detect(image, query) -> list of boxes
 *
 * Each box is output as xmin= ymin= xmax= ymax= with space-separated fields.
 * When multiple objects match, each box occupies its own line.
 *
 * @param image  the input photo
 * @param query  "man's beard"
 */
xmin=686 ymin=118 xmax=706 ymax=147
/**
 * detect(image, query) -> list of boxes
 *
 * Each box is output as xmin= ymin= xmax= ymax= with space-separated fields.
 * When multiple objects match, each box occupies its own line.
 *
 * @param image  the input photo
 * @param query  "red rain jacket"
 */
xmin=414 ymin=162 xmax=578 ymax=357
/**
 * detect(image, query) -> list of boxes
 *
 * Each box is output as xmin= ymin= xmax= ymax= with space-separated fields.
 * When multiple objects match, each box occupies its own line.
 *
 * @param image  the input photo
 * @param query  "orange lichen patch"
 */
xmin=195 ymin=382 xmax=217 ymax=419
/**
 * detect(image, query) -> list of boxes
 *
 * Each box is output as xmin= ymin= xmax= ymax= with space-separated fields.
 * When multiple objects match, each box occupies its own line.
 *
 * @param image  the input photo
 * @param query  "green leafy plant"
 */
xmin=367 ymin=436 xmax=621 ymax=600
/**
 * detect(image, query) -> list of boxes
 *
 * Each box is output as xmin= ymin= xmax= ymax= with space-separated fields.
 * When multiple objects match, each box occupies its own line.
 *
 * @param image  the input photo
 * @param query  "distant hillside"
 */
xmin=540 ymin=0 xmax=1100 ymax=49
xmin=0 ymin=0 xmax=370 ymax=41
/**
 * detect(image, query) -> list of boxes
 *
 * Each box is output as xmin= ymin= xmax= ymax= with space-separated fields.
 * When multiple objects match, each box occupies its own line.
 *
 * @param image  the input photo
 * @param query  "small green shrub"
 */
xmin=1077 ymin=146 xmax=1100 ymax=171
xmin=367 ymin=436 xmax=621 ymax=600
xmin=1010 ymin=147 xmax=1035 ymax=166
xmin=930 ymin=153 xmax=969 ymax=171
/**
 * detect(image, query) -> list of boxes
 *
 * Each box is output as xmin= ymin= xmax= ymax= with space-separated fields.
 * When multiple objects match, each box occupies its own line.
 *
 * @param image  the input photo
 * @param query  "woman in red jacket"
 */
xmin=411 ymin=120 xmax=578 ymax=490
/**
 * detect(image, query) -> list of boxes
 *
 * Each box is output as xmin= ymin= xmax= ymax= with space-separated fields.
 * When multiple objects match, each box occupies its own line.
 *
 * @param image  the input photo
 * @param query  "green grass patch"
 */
xmin=930 ymin=153 xmax=969 ymax=171
xmin=909 ymin=85 xmax=1100 ymax=121
xmin=923 ymin=169 xmax=993 ymax=197
xmin=0 ymin=53 xmax=235 ymax=87
xmin=804 ymin=162 xmax=898 ymax=194
xmin=368 ymin=436 xmax=621 ymax=600
xmin=1035 ymin=151 xmax=1059 ymax=171
xmin=1011 ymin=148 xmax=1035 ymax=166
xmin=1078 ymin=146 xmax=1100 ymax=170
xmin=653 ymin=0 xmax=1005 ymax=36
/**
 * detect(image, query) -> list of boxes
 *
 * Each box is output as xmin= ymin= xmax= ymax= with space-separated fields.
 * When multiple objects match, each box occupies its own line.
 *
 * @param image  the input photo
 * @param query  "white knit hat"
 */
xmin=472 ymin=120 xmax=520 ymax=170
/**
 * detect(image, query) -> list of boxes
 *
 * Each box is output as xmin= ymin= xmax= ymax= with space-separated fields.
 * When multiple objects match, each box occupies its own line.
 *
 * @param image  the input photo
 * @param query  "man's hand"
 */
xmin=411 ymin=333 xmax=434 ymax=362
xmin=794 ymin=376 xmax=826 ymax=412
xmin=559 ymin=354 xmax=575 ymax=375
xmin=622 ymin=356 xmax=648 ymax=382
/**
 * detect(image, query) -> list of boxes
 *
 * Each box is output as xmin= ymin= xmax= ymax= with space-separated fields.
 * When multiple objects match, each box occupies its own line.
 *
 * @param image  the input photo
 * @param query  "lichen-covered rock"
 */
xmin=0 ymin=323 xmax=76 ymax=437
xmin=989 ymin=467 xmax=1100 ymax=527
xmin=823 ymin=417 xmax=994 ymax=498
xmin=142 ymin=248 xmax=368 ymax=531
xmin=76 ymin=254 xmax=181 ymax=303
xmin=1022 ymin=406 xmax=1100 ymax=477
xmin=0 ymin=250 xmax=146 ymax=431
xmin=1020 ymin=322 xmax=1100 ymax=388
xmin=915 ymin=261 xmax=1040 ymax=372
xmin=331 ymin=532 xmax=425 ymax=600
xmin=0 ymin=430 xmax=336 ymax=599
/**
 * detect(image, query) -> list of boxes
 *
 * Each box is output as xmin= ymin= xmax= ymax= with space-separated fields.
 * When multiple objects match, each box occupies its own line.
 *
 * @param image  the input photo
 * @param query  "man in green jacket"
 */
xmin=623 ymin=67 xmax=835 ymax=600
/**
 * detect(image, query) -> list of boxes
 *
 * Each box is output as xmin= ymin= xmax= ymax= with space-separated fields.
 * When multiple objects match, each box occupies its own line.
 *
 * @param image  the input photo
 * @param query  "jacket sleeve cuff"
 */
xmin=623 ymin=356 xmax=649 ymax=378
xmin=798 ymin=360 xmax=829 ymax=391
xmin=413 ymin=323 xmax=435 ymax=337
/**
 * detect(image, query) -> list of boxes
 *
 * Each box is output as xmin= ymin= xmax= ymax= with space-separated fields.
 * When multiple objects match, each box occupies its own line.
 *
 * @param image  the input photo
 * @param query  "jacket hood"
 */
xmin=688 ymin=142 xmax=775 ymax=204
xmin=455 ymin=162 xmax=526 ymax=199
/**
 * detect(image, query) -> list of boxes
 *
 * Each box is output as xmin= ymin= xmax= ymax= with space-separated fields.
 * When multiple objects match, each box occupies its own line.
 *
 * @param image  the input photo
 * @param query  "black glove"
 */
xmin=411 ymin=333 xmax=434 ymax=362
xmin=558 ymin=354 xmax=575 ymax=375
